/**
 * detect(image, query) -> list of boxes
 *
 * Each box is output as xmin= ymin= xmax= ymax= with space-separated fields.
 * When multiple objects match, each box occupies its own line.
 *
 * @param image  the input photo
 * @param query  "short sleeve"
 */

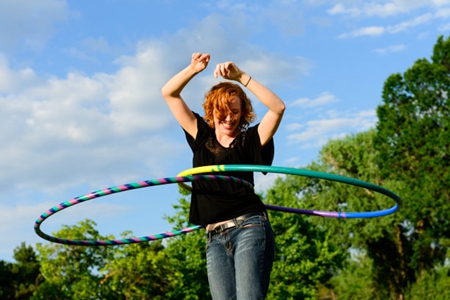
xmin=184 ymin=112 xmax=210 ymax=151
xmin=244 ymin=124 xmax=274 ymax=170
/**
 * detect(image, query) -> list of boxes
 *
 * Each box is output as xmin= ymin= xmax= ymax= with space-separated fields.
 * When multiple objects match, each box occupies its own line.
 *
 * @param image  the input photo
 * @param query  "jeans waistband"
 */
xmin=207 ymin=212 xmax=266 ymax=237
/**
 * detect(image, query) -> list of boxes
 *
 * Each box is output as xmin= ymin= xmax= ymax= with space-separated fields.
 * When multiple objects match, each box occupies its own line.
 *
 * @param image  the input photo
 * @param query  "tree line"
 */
xmin=1 ymin=35 xmax=450 ymax=299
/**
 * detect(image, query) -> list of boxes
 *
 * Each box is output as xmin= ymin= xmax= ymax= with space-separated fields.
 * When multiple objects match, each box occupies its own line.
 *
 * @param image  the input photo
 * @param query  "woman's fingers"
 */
xmin=214 ymin=62 xmax=242 ymax=80
xmin=191 ymin=53 xmax=210 ymax=72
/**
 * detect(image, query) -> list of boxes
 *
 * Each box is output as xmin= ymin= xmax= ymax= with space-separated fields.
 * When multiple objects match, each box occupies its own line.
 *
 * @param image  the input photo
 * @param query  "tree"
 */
xmin=101 ymin=239 xmax=174 ymax=299
xmin=315 ymin=130 xmax=407 ymax=299
xmin=0 ymin=243 xmax=43 ymax=300
xmin=164 ymin=182 xmax=345 ymax=300
xmin=12 ymin=243 xmax=43 ymax=299
xmin=374 ymin=35 xmax=450 ymax=295
xmin=404 ymin=266 xmax=450 ymax=300
xmin=326 ymin=253 xmax=375 ymax=300
xmin=262 ymin=173 xmax=345 ymax=299
xmin=282 ymin=35 xmax=450 ymax=299
xmin=33 ymin=219 xmax=117 ymax=299
xmin=0 ymin=260 xmax=15 ymax=299
xmin=266 ymin=129 xmax=410 ymax=299
xmin=163 ymin=193 xmax=211 ymax=300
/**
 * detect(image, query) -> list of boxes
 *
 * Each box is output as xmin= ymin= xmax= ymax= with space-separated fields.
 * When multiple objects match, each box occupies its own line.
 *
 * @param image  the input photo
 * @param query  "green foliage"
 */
xmin=374 ymin=34 xmax=450 ymax=294
xmin=404 ymin=266 xmax=450 ymax=300
xmin=0 ymin=260 xmax=14 ymax=299
xmin=33 ymin=219 xmax=117 ymax=299
xmin=102 ymin=240 xmax=174 ymax=299
xmin=314 ymin=130 xmax=403 ymax=247
xmin=12 ymin=36 xmax=450 ymax=298
xmin=263 ymin=175 xmax=345 ymax=299
xmin=12 ymin=243 xmax=43 ymax=299
xmin=0 ymin=243 xmax=42 ymax=300
xmin=281 ymin=35 xmax=450 ymax=299
xmin=32 ymin=214 xmax=208 ymax=299
xmin=163 ymin=196 xmax=211 ymax=300
xmin=325 ymin=253 xmax=378 ymax=300
xmin=315 ymin=130 xmax=412 ymax=298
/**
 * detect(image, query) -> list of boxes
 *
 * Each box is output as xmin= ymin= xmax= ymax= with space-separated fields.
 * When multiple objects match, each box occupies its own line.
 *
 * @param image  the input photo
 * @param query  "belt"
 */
xmin=207 ymin=212 xmax=265 ymax=236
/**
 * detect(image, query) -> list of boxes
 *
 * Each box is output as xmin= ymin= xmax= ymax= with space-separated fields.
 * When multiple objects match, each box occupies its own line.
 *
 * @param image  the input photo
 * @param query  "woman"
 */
xmin=161 ymin=52 xmax=285 ymax=299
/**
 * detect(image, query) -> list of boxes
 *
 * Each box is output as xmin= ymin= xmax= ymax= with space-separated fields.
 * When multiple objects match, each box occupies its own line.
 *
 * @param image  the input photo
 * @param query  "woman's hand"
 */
xmin=190 ymin=53 xmax=210 ymax=73
xmin=213 ymin=61 xmax=246 ymax=82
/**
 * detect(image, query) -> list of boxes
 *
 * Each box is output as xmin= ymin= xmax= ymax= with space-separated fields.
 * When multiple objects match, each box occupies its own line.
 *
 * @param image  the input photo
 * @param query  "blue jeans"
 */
xmin=206 ymin=214 xmax=275 ymax=300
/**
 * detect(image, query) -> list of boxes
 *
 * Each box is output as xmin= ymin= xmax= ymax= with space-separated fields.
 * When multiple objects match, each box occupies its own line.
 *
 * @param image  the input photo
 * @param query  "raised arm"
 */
xmin=214 ymin=62 xmax=285 ymax=146
xmin=161 ymin=53 xmax=210 ymax=138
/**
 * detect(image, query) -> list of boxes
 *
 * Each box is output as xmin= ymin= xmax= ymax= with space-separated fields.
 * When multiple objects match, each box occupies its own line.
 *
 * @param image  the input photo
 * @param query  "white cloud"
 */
xmin=286 ymin=123 xmax=304 ymax=131
xmin=372 ymin=44 xmax=407 ymax=54
xmin=0 ymin=44 xmax=181 ymax=197
xmin=338 ymin=26 xmax=385 ymax=39
xmin=206 ymin=0 xmax=307 ymax=37
xmin=263 ymin=3 xmax=306 ymax=37
xmin=439 ymin=22 xmax=450 ymax=31
xmin=0 ymin=8 xmax=313 ymax=261
xmin=435 ymin=7 xmax=450 ymax=18
xmin=364 ymin=2 xmax=401 ymax=17
xmin=0 ymin=200 xmax=131 ymax=258
xmin=328 ymin=0 xmax=450 ymax=18
xmin=287 ymin=109 xmax=377 ymax=148
xmin=331 ymin=0 xmax=450 ymax=39
xmin=0 ymin=54 xmax=43 ymax=92
xmin=337 ymin=11 xmax=438 ymax=39
xmin=0 ymin=0 xmax=68 ymax=52
xmin=434 ymin=0 xmax=450 ymax=5
xmin=388 ymin=13 xmax=433 ymax=33
xmin=327 ymin=4 xmax=361 ymax=17
xmin=255 ymin=172 xmax=285 ymax=193
xmin=291 ymin=92 xmax=339 ymax=108
xmin=284 ymin=157 xmax=299 ymax=165
xmin=64 ymin=37 xmax=129 ymax=64
xmin=0 ymin=12 xmax=311 ymax=208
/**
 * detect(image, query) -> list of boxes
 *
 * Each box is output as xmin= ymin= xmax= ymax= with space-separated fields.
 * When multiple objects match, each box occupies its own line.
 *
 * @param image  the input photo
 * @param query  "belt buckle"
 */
xmin=214 ymin=223 xmax=227 ymax=234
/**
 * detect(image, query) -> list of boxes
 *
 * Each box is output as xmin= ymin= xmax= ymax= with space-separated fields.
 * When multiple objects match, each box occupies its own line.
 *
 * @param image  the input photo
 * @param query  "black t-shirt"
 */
xmin=184 ymin=112 xmax=274 ymax=226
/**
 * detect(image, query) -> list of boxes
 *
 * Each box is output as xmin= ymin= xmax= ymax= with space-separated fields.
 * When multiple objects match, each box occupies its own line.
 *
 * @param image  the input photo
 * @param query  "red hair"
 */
xmin=202 ymin=82 xmax=256 ymax=130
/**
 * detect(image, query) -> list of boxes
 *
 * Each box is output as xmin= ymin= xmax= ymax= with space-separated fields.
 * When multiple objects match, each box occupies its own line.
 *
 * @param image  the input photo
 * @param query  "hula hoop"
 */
xmin=177 ymin=165 xmax=401 ymax=219
xmin=34 ymin=175 xmax=252 ymax=246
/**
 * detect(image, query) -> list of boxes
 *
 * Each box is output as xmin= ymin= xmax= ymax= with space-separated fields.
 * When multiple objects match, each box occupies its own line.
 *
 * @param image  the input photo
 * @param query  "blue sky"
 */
xmin=1 ymin=0 xmax=449 ymax=261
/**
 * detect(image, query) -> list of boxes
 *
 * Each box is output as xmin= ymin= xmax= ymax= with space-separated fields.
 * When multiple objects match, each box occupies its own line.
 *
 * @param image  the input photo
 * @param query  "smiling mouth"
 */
xmin=221 ymin=121 xmax=235 ymax=129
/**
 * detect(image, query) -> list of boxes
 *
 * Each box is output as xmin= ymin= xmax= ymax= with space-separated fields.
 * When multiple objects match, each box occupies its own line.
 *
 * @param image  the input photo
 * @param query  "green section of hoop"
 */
xmin=177 ymin=164 xmax=402 ymax=206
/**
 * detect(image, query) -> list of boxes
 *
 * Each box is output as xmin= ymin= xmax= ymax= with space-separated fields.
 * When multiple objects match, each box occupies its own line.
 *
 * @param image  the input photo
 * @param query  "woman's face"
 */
xmin=213 ymin=95 xmax=242 ymax=137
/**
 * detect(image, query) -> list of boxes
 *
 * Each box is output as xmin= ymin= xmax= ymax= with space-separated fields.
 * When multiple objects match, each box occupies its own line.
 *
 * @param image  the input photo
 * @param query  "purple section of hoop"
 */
xmin=34 ymin=175 xmax=249 ymax=246
xmin=265 ymin=204 xmax=347 ymax=218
